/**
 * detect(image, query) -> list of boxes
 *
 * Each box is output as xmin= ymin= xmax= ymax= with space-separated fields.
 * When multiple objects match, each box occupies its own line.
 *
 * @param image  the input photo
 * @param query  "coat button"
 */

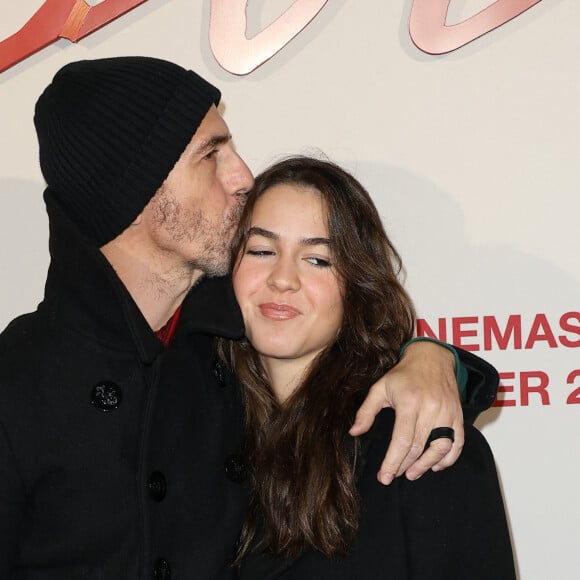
xmin=225 ymin=453 xmax=247 ymax=483
xmin=91 ymin=381 xmax=122 ymax=412
xmin=149 ymin=471 xmax=167 ymax=502
xmin=212 ymin=359 xmax=225 ymax=386
xmin=153 ymin=558 xmax=171 ymax=579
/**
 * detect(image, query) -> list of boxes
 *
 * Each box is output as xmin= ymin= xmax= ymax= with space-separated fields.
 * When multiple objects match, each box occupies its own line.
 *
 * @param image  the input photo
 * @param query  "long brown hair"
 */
xmin=217 ymin=156 xmax=415 ymax=561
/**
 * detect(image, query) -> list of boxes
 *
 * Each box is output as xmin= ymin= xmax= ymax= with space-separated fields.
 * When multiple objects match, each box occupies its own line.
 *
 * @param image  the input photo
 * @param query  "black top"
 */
xmin=0 ymin=201 xmax=247 ymax=579
xmin=240 ymin=408 xmax=515 ymax=580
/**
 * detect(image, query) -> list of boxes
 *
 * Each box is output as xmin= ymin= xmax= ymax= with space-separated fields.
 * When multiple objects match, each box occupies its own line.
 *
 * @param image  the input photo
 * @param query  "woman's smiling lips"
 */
xmin=258 ymin=303 xmax=301 ymax=320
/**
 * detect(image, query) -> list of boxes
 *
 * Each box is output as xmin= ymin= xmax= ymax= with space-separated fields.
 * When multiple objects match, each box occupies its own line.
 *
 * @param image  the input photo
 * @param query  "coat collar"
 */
xmin=41 ymin=194 xmax=244 ymax=364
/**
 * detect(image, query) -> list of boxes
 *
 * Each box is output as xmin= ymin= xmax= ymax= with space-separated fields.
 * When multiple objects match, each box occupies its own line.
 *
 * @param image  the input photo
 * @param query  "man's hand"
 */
xmin=349 ymin=340 xmax=464 ymax=485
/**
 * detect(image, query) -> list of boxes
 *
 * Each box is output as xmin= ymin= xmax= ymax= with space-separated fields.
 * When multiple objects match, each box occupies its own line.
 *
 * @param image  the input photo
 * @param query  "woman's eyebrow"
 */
xmin=248 ymin=226 xmax=330 ymax=247
xmin=248 ymin=226 xmax=277 ymax=240
xmin=301 ymin=237 xmax=330 ymax=247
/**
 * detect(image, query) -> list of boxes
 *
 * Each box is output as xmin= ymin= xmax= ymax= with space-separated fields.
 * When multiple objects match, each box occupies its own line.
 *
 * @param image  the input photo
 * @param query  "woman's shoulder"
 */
xmin=357 ymin=411 xmax=515 ymax=578
xmin=358 ymin=408 xmax=500 ymax=492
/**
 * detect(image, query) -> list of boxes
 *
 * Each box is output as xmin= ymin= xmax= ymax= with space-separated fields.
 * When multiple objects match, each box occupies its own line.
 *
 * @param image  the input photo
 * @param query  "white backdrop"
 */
xmin=0 ymin=1 xmax=578 ymax=578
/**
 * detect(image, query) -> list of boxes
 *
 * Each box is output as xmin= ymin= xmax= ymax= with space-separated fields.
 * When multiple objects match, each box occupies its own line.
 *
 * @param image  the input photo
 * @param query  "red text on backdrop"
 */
xmin=417 ymin=312 xmax=580 ymax=408
xmin=0 ymin=0 xmax=542 ymax=74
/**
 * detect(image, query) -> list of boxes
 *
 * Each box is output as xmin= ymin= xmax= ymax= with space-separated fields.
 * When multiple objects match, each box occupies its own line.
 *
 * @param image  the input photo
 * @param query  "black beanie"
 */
xmin=34 ymin=56 xmax=221 ymax=246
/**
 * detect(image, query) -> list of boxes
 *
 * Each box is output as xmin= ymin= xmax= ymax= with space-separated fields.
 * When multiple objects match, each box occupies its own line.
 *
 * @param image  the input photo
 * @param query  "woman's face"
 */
xmin=233 ymin=183 xmax=344 ymax=372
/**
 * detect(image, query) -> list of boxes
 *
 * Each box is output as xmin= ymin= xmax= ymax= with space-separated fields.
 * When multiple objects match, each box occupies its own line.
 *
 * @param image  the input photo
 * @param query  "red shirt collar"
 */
xmin=155 ymin=304 xmax=183 ymax=347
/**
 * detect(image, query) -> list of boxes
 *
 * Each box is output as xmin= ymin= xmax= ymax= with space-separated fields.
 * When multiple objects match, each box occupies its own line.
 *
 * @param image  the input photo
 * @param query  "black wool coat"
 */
xmin=0 ymin=199 xmax=500 ymax=580
xmin=240 ymin=409 xmax=515 ymax=580
xmin=0 ymin=201 xmax=248 ymax=579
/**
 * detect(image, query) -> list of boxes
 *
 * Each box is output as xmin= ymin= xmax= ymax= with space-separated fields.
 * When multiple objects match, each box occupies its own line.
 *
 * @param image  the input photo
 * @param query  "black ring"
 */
xmin=426 ymin=427 xmax=455 ymax=448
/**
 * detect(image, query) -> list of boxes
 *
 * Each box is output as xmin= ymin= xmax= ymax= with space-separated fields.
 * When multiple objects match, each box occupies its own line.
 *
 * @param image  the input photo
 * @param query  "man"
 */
xmin=0 ymin=57 xmax=496 ymax=578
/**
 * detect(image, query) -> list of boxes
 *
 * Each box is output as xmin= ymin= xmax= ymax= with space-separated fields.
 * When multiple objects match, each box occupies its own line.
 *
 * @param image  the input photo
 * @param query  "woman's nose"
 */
xmin=266 ymin=257 xmax=300 ymax=292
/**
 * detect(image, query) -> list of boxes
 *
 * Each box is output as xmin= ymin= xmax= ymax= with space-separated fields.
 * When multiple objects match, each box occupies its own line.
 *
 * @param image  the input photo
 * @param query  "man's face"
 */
xmin=140 ymin=105 xmax=254 ymax=276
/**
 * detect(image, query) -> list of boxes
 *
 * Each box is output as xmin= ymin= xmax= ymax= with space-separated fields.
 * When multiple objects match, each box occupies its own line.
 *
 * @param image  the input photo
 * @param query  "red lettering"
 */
xmin=520 ymin=371 xmax=550 ymax=406
xmin=73 ymin=0 xmax=148 ymax=38
xmin=560 ymin=312 xmax=580 ymax=348
xmin=566 ymin=370 xmax=580 ymax=404
xmin=416 ymin=318 xmax=447 ymax=341
xmin=452 ymin=316 xmax=479 ymax=351
xmin=483 ymin=315 xmax=522 ymax=350
xmin=494 ymin=370 xmax=551 ymax=407
xmin=0 ymin=0 xmax=76 ymax=73
xmin=419 ymin=313 xmax=578 ymax=352
xmin=493 ymin=371 xmax=516 ymax=407
xmin=0 ymin=0 xmax=545 ymax=75
xmin=524 ymin=313 xmax=558 ymax=349
xmin=0 ymin=0 xmax=148 ymax=73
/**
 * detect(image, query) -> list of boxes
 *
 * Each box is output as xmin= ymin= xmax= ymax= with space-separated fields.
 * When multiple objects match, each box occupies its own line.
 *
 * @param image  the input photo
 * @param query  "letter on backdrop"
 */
xmin=0 ymin=0 xmax=148 ymax=73
xmin=409 ymin=0 xmax=541 ymax=54
xmin=209 ymin=0 xmax=328 ymax=75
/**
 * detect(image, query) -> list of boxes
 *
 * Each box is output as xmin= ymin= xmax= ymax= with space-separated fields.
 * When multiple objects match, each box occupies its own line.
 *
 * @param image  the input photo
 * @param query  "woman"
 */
xmin=218 ymin=156 xmax=515 ymax=579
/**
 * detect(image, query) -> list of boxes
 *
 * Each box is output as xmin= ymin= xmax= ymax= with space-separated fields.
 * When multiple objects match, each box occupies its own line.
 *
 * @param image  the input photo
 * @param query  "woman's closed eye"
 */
xmin=246 ymin=248 xmax=275 ymax=257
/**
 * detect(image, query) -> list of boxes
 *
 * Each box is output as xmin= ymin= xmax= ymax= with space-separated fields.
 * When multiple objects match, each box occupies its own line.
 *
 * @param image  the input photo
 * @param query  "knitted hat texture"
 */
xmin=34 ymin=56 xmax=221 ymax=246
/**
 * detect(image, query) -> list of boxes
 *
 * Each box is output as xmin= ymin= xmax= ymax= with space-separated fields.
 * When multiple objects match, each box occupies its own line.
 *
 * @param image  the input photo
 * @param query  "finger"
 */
xmin=404 ymin=438 xmax=454 ymax=481
xmin=376 ymin=412 xmax=419 ymax=485
xmin=431 ymin=422 xmax=465 ymax=472
xmin=349 ymin=386 xmax=388 ymax=436
xmin=405 ymin=421 xmax=465 ymax=480
xmin=377 ymin=397 xmax=446 ymax=484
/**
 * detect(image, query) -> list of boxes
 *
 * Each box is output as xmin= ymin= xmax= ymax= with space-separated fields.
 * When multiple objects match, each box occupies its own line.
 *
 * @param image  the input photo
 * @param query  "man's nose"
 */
xmin=230 ymin=152 xmax=254 ymax=196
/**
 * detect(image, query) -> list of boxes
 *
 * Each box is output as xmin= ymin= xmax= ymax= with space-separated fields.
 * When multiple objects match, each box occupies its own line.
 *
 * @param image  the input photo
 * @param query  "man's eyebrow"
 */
xmin=248 ymin=227 xmax=330 ymax=246
xmin=195 ymin=133 xmax=231 ymax=155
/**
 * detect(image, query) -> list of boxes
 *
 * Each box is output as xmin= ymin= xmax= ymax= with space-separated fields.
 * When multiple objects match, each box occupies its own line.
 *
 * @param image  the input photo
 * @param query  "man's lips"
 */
xmin=258 ymin=303 xmax=301 ymax=320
